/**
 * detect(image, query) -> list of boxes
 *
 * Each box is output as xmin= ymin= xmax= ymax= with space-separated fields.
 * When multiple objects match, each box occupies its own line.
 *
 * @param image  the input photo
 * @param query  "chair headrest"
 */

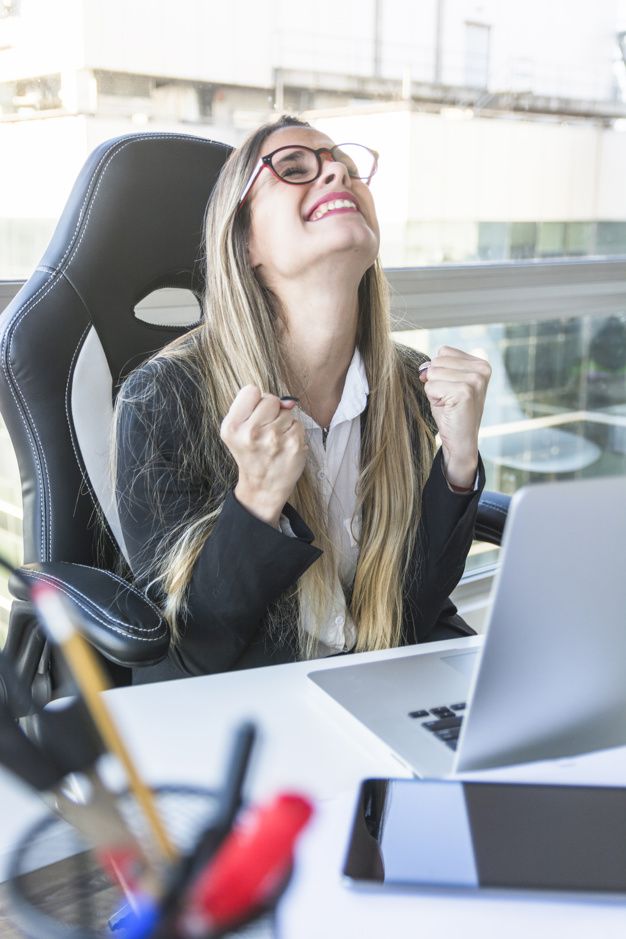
xmin=39 ymin=131 xmax=233 ymax=380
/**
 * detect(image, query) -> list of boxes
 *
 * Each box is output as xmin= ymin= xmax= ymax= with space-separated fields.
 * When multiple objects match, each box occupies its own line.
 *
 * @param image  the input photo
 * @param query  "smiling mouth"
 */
xmin=308 ymin=199 xmax=359 ymax=222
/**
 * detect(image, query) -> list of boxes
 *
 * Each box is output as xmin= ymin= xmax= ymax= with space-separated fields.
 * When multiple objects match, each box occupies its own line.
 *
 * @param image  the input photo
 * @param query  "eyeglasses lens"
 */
xmin=273 ymin=148 xmax=319 ymax=182
xmin=272 ymin=144 xmax=375 ymax=183
xmin=332 ymin=145 xmax=372 ymax=179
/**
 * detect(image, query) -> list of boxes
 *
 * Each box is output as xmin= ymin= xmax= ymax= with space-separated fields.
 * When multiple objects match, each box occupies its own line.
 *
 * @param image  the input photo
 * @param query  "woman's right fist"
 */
xmin=220 ymin=385 xmax=308 ymax=527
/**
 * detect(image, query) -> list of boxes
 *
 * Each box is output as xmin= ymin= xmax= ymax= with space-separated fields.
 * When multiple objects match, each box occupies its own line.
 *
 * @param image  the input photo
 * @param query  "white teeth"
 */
xmin=310 ymin=199 xmax=357 ymax=221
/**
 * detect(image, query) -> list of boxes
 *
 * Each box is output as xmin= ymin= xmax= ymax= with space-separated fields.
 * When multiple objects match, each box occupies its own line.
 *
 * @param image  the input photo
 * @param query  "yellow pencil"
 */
xmin=32 ymin=582 xmax=177 ymax=865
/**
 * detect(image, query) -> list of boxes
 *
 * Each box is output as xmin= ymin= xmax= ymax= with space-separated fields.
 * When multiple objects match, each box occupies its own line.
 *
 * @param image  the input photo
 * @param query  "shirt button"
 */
xmin=317 ymin=470 xmax=326 ymax=480
xmin=334 ymin=615 xmax=345 ymax=627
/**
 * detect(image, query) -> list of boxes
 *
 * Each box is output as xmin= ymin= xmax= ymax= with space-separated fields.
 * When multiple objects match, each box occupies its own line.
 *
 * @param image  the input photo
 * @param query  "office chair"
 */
xmin=0 ymin=131 xmax=510 ymax=710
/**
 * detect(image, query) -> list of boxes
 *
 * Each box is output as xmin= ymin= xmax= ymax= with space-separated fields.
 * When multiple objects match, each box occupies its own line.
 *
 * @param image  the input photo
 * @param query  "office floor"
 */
xmin=0 ymin=851 xmax=118 ymax=937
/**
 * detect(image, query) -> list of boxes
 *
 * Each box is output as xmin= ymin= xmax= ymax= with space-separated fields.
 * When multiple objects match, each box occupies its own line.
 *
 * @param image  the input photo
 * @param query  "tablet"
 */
xmin=343 ymin=778 xmax=626 ymax=894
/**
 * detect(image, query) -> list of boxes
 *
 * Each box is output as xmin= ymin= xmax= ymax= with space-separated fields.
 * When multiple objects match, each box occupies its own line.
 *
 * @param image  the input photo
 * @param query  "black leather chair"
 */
xmin=0 ymin=131 xmax=510 ymax=709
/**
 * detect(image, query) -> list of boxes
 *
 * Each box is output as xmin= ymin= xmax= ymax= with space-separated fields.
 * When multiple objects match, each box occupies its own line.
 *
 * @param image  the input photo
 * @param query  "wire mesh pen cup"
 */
xmin=7 ymin=785 xmax=281 ymax=939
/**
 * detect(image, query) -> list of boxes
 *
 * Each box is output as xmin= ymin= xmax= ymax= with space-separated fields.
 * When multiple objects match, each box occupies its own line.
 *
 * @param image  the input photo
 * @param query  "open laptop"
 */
xmin=308 ymin=475 xmax=626 ymax=777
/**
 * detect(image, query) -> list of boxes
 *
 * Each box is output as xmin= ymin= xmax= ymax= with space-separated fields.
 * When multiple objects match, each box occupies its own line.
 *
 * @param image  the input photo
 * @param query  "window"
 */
xmin=464 ymin=22 xmax=490 ymax=89
xmin=388 ymin=257 xmax=626 ymax=618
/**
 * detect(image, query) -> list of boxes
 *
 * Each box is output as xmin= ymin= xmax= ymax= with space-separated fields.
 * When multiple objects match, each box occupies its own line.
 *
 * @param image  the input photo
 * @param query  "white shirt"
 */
xmin=280 ymin=347 xmax=369 ymax=655
xmin=279 ymin=348 xmax=478 ymax=657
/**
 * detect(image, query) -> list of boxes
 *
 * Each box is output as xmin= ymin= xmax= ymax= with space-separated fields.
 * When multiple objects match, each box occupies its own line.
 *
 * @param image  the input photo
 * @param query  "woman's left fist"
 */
xmin=419 ymin=346 xmax=491 ymax=490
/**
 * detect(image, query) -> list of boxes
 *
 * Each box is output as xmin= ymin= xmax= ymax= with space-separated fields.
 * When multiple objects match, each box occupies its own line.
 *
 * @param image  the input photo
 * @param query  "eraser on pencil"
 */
xmin=31 ymin=582 xmax=74 ymax=643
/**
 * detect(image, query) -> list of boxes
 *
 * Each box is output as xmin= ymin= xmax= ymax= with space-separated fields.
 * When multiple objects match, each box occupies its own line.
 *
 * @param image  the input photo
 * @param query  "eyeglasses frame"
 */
xmin=238 ymin=142 xmax=379 ymax=207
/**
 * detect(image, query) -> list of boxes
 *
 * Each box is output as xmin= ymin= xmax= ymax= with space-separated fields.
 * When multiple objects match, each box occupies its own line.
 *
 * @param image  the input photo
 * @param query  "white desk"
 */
xmin=2 ymin=637 xmax=626 ymax=938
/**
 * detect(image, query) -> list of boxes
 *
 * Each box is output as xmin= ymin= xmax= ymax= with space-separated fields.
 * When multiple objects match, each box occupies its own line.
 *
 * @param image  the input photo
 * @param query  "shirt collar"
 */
xmin=332 ymin=347 xmax=369 ymax=427
xmin=299 ymin=347 xmax=370 ymax=431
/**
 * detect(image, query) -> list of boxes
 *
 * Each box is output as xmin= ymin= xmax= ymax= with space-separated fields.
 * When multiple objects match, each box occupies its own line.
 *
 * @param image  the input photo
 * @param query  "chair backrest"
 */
xmin=0 ymin=132 xmax=232 ymax=572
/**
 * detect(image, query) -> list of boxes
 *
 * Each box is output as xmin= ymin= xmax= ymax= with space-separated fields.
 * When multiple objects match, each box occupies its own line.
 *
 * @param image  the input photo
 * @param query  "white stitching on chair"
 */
xmin=20 ymin=570 xmax=167 ymax=642
xmin=2 ymin=141 xmax=153 ymax=558
xmin=68 ymin=561 xmax=165 ymax=617
xmin=0 ymin=275 xmax=59 ymax=558
xmin=1 ymin=133 xmax=228 ymax=562
xmin=22 ymin=568 xmax=163 ymax=632
xmin=65 ymin=134 xmax=229 ymax=266
xmin=0 ymin=139 xmax=126 ymax=558
xmin=478 ymin=500 xmax=508 ymax=517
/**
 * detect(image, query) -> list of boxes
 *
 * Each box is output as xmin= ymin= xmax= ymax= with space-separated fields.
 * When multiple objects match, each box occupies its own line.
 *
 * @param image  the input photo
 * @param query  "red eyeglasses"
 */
xmin=239 ymin=142 xmax=379 ymax=206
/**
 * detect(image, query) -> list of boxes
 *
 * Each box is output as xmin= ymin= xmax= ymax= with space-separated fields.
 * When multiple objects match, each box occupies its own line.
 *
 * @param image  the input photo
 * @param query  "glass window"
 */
xmin=464 ymin=22 xmax=490 ymax=89
xmin=394 ymin=309 xmax=626 ymax=577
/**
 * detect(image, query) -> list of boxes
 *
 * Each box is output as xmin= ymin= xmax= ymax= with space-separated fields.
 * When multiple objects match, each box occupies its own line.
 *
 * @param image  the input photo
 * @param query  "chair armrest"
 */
xmin=8 ymin=563 xmax=170 ymax=669
xmin=475 ymin=490 xmax=511 ymax=547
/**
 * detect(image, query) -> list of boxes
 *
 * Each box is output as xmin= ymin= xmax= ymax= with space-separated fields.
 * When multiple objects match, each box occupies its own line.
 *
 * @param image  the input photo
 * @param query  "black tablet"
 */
xmin=343 ymin=778 xmax=626 ymax=894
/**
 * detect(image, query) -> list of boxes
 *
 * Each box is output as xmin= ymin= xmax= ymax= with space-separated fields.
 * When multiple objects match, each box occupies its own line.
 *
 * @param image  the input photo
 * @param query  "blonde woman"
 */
xmin=114 ymin=115 xmax=491 ymax=683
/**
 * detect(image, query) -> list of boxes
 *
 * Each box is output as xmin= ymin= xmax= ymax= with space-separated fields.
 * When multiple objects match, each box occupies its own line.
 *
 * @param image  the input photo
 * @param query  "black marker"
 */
xmin=149 ymin=722 xmax=258 ymax=937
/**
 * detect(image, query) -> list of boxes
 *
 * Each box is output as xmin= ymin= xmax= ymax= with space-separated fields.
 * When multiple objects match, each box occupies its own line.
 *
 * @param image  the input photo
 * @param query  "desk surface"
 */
xmin=2 ymin=636 xmax=626 ymax=938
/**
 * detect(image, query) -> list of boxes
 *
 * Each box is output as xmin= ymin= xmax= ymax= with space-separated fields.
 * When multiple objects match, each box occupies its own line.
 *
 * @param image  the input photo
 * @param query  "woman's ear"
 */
xmin=247 ymin=233 xmax=261 ymax=269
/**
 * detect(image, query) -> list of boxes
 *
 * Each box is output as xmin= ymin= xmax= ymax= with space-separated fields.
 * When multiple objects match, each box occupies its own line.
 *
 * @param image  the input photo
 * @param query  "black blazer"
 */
xmin=116 ymin=360 xmax=484 ymax=684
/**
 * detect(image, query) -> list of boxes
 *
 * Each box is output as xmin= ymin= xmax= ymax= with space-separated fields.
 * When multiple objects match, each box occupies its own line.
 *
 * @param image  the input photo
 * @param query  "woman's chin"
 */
xmin=316 ymin=224 xmax=379 ymax=262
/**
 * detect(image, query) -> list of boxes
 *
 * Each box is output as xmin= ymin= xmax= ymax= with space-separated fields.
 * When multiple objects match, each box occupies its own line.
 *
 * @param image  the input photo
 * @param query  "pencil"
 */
xmin=31 ymin=582 xmax=177 ymax=865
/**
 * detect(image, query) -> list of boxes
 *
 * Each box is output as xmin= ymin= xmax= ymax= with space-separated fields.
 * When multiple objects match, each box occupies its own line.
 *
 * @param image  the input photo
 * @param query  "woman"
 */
xmin=114 ymin=114 xmax=491 ymax=683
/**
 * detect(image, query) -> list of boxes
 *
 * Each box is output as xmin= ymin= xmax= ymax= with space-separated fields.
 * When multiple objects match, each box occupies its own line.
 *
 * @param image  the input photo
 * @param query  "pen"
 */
xmin=31 ymin=582 xmax=177 ymax=866
xmin=187 ymin=721 xmax=256 ymax=875
xmin=140 ymin=721 xmax=258 ymax=939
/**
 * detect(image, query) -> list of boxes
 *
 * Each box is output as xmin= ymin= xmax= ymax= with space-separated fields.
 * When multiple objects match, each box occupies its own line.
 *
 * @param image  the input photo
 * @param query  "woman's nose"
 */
xmin=320 ymin=156 xmax=350 ymax=186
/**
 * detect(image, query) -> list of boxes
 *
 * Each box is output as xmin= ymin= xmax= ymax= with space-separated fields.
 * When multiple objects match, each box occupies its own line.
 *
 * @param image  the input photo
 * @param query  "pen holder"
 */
xmin=7 ymin=785 xmax=284 ymax=939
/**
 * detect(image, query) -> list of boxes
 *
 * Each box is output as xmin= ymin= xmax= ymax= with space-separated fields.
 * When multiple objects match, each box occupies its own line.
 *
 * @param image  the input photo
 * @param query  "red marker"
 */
xmin=181 ymin=792 xmax=314 ymax=936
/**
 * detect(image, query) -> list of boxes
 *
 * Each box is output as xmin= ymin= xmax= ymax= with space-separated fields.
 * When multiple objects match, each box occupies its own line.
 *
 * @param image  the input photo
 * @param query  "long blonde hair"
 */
xmin=113 ymin=115 xmax=436 ymax=657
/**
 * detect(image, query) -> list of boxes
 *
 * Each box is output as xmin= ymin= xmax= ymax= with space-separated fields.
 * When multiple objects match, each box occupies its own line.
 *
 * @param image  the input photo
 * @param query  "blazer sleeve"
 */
xmin=403 ymin=448 xmax=486 ymax=644
xmin=395 ymin=344 xmax=485 ymax=642
xmin=115 ymin=369 xmax=322 ymax=677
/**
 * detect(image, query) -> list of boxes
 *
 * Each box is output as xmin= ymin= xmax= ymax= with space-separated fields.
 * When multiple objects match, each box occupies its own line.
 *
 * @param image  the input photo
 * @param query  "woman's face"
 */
xmin=245 ymin=126 xmax=380 ymax=288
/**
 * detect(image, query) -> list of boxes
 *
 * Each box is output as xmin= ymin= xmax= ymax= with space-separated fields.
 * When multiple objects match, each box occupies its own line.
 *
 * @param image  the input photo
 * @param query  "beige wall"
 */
xmin=313 ymin=105 xmax=626 ymax=219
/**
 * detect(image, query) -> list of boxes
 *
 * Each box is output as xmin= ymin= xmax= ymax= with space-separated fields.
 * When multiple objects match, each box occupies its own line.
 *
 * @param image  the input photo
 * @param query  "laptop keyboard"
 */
xmin=408 ymin=702 xmax=466 ymax=751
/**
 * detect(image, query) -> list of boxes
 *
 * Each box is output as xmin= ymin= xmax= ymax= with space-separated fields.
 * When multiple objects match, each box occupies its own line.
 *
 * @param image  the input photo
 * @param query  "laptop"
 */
xmin=308 ymin=475 xmax=626 ymax=777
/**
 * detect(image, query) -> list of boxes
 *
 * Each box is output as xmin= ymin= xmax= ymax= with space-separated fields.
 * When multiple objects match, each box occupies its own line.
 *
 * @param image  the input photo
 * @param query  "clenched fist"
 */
xmin=419 ymin=346 xmax=491 ymax=490
xmin=221 ymin=385 xmax=308 ymax=527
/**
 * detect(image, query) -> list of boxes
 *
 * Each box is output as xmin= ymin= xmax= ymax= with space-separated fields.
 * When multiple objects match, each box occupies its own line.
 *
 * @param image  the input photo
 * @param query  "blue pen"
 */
xmin=112 ymin=897 xmax=159 ymax=938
